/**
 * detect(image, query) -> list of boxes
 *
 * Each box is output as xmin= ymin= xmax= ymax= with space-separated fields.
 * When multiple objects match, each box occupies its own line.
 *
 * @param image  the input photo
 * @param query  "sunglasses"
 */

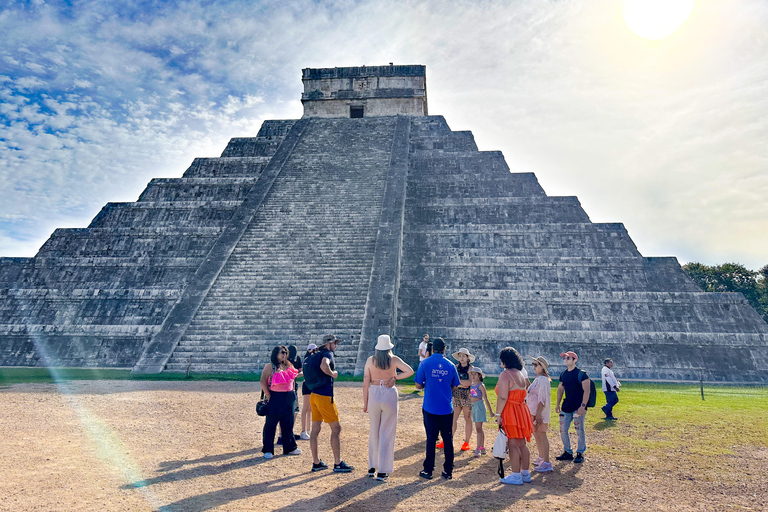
xmin=279 ymin=351 xmax=288 ymax=355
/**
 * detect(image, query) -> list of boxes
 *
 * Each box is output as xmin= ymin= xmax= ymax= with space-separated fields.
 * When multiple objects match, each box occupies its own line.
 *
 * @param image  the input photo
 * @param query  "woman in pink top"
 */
xmin=260 ymin=345 xmax=302 ymax=459
xmin=526 ymin=356 xmax=553 ymax=472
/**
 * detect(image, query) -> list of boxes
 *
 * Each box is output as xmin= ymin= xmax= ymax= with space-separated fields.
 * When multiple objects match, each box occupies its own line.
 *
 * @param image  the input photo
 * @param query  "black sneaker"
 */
xmin=419 ymin=470 xmax=433 ymax=480
xmin=574 ymin=453 xmax=584 ymax=463
xmin=294 ymin=433 xmax=302 ymax=440
xmin=333 ymin=461 xmax=354 ymax=473
xmin=367 ymin=467 xmax=376 ymax=478
xmin=276 ymin=437 xmax=283 ymax=445
xmin=441 ymin=471 xmax=452 ymax=480
xmin=556 ymin=451 xmax=574 ymax=461
xmin=312 ymin=461 xmax=329 ymax=472
xmin=376 ymin=472 xmax=389 ymax=481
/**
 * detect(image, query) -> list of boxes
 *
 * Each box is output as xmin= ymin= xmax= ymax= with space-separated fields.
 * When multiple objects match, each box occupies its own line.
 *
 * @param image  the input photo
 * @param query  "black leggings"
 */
xmin=262 ymin=391 xmax=298 ymax=454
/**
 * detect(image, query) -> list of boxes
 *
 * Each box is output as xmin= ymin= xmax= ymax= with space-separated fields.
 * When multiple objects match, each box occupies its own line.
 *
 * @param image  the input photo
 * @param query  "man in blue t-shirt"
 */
xmin=414 ymin=337 xmax=460 ymax=480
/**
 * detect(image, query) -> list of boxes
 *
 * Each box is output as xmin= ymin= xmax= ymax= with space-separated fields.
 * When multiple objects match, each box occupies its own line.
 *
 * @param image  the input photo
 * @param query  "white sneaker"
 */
xmin=263 ymin=452 xmax=274 ymax=460
xmin=287 ymin=448 xmax=302 ymax=455
xmin=533 ymin=456 xmax=544 ymax=467
xmin=500 ymin=473 xmax=523 ymax=485
xmin=299 ymin=431 xmax=311 ymax=440
xmin=521 ymin=470 xmax=531 ymax=483
xmin=535 ymin=461 xmax=553 ymax=472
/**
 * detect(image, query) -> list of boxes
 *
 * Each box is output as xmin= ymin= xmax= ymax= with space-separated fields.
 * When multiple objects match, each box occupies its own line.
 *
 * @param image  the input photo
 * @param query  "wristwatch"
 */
xmin=581 ymin=403 xmax=586 ymax=408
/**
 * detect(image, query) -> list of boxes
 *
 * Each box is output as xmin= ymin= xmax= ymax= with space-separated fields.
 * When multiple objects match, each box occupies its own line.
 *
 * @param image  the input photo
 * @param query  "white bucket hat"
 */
xmin=469 ymin=366 xmax=485 ymax=378
xmin=375 ymin=334 xmax=395 ymax=351
xmin=451 ymin=347 xmax=476 ymax=363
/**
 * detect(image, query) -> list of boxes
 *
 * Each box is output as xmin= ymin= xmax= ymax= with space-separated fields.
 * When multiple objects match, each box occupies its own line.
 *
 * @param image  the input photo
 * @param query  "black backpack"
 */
xmin=579 ymin=370 xmax=597 ymax=408
xmin=303 ymin=350 xmax=331 ymax=391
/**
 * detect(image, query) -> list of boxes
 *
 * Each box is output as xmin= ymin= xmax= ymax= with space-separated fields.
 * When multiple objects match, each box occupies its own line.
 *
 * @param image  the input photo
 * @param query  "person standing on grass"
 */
xmin=555 ymin=350 xmax=590 ymax=464
xmin=413 ymin=334 xmax=430 ymax=395
xmin=440 ymin=347 xmax=474 ymax=453
xmin=526 ymin=355 xmax=553 ymax=472
xmin=415 ymin=337 xmax=460 ymax=480
xmin=363 ymin=334 xmax=415 ymax=481
xmin=308 ymin=334 xmax=354 ymax=473
xmin=468 ymin=367 xmax=493 ymax=457
xmin=601 ymin=358 xmax=621 ymax=420
xmin=298 ymin=343 xmax=318 ymax=440
xmin=495 ymin=347 xmax=534 ymax=485
xmin=418 ymin=334 xmax=430 ymax=362
xmin=260 ymin=346 xmax=302 ymax=459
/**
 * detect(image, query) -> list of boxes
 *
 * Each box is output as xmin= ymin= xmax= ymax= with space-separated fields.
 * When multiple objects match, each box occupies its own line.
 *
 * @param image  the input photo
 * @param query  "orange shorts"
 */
xmin=310 ymin=393 xmax=339 ymax=423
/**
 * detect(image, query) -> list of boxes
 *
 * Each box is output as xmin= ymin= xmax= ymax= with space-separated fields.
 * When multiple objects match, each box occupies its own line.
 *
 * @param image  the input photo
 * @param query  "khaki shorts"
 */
xmin=310 ymin=393 xmax=339 ymax=423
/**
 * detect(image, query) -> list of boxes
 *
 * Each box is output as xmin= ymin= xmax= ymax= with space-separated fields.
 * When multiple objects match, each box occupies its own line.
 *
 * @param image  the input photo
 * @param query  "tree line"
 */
xmin=682 ymin=262 xmax=768 ymax=324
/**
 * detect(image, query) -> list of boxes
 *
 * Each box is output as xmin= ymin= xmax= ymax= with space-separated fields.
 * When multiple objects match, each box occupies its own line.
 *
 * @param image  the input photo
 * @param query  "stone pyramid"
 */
xmin=1 ymin=65 xmax=766 ymax=382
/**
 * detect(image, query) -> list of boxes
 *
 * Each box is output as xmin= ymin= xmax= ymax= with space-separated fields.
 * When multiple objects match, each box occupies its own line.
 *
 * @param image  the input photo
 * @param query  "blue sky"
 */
xmin=1 ymin=0 xmax=767 ymax=269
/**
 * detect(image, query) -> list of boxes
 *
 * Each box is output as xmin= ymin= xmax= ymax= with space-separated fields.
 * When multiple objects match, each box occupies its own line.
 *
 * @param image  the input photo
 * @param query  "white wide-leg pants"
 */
xmin=368 ymin=383 xmax=399 ymax=473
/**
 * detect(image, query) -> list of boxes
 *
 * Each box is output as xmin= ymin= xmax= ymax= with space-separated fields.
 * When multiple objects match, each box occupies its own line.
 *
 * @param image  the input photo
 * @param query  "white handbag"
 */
xmin=492 ymin=429 xmax=508 ymax=459
xmin=492 ymin=428 xmax=509 ymax=478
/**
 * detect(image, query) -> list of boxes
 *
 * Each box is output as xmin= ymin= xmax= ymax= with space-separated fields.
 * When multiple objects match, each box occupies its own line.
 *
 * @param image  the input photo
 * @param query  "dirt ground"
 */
xmin=0 ymin=380 xmax=764 ymax=512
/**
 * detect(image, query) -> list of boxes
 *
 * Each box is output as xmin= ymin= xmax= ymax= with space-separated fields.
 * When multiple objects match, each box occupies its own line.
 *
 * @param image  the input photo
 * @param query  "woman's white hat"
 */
xmin=451 ymin=347 xmax=476 ymax=363
xmin=375 ymin=334 xmax=395 ymax=351
xmin=307 ymin=343 xmax=318 ymax=351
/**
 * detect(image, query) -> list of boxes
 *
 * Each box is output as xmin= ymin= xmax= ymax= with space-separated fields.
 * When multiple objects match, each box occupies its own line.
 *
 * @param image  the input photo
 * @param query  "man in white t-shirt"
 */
xmin=418 ymin=334 xmax=430 ymax=362
xmin=601 ymin=358 xmax=621 ymax=420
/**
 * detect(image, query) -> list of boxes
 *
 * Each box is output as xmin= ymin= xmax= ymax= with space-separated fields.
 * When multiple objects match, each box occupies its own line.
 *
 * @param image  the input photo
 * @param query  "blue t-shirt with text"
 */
xmin=414 ymin=353 xmax=460 ymax=415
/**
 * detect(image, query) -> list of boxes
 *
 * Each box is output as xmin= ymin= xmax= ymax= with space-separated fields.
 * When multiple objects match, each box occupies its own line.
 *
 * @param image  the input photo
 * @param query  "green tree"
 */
xmin=682 ymin=262 xmax=768 ymax=324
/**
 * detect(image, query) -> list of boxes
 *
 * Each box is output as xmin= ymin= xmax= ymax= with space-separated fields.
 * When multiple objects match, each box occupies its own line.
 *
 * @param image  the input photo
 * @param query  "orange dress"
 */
xmin=496 ymin=386 xmax=534 ymax=441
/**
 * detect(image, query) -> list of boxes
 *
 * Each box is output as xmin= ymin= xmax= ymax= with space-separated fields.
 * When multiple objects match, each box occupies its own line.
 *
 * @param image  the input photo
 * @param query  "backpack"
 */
xmin=579 ymin=370 xmax=597 ymax=408
xmin=303 ymin=350 xmax=331 ymax=391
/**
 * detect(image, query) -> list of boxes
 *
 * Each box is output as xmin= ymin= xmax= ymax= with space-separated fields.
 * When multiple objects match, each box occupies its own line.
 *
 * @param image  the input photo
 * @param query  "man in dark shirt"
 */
xmin=555 ymin=350 xmax=590 ymax=463
xmin=309 ymin=334 xmax=354 ymax=473
xmin=414 ymin=337 xmax=460 ymax=480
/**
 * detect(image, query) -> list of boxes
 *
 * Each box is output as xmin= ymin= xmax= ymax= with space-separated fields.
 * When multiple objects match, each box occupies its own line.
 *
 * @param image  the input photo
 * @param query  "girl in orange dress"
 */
xmin=495 ymin=346 xmax=534 ymax=485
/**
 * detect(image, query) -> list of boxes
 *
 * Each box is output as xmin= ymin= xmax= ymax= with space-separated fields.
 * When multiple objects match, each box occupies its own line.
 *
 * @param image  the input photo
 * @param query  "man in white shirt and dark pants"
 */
xmin=601 ymin=358 xmax=620 ymax=420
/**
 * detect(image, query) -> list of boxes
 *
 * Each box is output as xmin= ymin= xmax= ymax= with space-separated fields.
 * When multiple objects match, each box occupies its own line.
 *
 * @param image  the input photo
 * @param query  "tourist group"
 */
xmin=258 ymin=333 xmax=621 ymax=484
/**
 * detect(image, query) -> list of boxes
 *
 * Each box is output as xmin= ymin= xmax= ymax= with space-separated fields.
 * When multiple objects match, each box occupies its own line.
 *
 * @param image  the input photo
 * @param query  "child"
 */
xmin=469 ymin=366 xmax=494 ymax=457
xmin=526 ymin=355 xmax=553 ymax=472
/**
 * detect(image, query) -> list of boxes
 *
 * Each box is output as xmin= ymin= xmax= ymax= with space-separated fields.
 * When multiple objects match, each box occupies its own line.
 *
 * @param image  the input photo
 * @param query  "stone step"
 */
xmin=182 ymin=157 xmax=269 ymax=178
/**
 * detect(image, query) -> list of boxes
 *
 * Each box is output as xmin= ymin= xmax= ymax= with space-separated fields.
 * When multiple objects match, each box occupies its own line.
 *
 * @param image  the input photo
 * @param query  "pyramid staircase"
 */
xmin=163 ymin=117 xmax=400 ymax=372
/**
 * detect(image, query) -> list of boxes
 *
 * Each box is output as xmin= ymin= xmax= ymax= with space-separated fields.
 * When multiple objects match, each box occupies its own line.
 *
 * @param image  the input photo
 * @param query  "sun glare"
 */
xmin=623 ymin=0 xmax=695 ymax=40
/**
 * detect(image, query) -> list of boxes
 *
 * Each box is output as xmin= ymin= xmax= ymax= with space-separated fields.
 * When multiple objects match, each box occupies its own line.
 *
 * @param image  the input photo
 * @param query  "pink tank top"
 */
xmin=270 ymin=366 xmax=299 ymax=392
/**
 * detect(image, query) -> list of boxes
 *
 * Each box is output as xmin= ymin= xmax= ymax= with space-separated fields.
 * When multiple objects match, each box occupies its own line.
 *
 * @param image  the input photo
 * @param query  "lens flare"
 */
xmin=26 ymin=330 xmax=162 ymax=508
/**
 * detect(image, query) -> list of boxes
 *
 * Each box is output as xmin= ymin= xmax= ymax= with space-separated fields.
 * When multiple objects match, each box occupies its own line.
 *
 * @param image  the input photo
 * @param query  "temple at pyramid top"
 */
xmin=301 ymin=64 xmax=428 ymax=118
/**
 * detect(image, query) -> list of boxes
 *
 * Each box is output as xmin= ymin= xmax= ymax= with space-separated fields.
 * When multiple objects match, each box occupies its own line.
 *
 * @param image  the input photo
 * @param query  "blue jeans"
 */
xmin=422 ymin=409 xmax=454 ymax=475
xmin=559 ymin=411 xmax=586 ymax=454
xmin=603 ymin=391 xmax=619 ymax=417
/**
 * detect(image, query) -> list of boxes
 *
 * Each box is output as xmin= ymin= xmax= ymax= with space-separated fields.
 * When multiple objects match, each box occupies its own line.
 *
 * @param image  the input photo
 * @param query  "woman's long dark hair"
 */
xmin=373 ymin=349 xmax=392 ymax=370
xmin=271 ymin=345 xmax=288 ymax=368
